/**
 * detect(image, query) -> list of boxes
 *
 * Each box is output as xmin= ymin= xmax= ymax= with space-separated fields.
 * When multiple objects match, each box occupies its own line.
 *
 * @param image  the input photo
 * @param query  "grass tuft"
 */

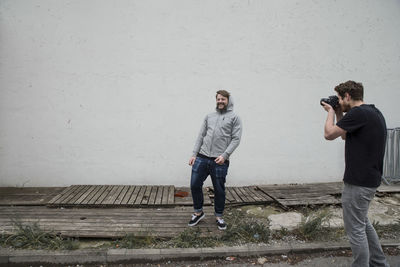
xmin=0 ymin=221 xmax=79 ymax=250
xmin=373 ymin=219 xmax=400 ymax=240
xmin=221 ymin=209 xmax=270 ymax=244
xmin=168 ymin=227 xmax=218 ymax=248
xmin=114 ymin=233 xmax=157 ymax=249
xmin=296 ymin=209 xmax=332 ymax=240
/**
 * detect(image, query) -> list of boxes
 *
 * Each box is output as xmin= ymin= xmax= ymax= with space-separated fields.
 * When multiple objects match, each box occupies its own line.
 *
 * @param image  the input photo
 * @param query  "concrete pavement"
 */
xmin=1 ymin=240 xmax=399 ymax=266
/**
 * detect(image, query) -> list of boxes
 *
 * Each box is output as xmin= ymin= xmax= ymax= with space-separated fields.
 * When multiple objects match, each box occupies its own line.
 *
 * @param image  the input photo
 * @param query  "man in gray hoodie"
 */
xmin=188 ymin=90 xmax=242 ymax=230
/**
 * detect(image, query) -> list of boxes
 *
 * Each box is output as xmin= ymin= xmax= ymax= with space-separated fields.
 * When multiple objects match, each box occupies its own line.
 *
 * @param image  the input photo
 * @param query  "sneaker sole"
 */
xmin=218 ymin=225 xmax=227 ymax=230
xmin=188 ymin=213 xmax=205 ymax=227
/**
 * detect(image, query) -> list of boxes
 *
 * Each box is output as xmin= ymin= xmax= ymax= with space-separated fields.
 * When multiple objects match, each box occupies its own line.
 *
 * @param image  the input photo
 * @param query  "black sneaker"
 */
xmin=216 ymin=218 xmax=227 ymax=230
xmin=188 ymin=212 xmax=205 ymax=226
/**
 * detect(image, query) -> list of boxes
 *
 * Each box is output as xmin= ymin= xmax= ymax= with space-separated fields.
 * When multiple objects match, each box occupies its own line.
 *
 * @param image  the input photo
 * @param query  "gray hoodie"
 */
xmin=192 ymin=96 xmax=242 ymax=160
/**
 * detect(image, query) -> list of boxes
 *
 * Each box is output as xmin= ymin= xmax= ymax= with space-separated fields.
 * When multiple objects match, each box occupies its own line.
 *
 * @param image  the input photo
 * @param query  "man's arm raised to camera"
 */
xmin=322 ymin=102 xmax=346 ymax=140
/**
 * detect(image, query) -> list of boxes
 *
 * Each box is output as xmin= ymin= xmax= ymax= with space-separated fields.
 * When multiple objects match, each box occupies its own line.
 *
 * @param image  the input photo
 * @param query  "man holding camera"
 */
xmin=188 ymin=90 xmax=242 ymax=230
xmin=322 ymin=81 xmax=389 ymax=267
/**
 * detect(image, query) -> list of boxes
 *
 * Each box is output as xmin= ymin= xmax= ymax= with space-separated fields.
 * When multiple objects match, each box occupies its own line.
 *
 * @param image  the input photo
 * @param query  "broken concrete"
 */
xmin=266 ymin=194 xmax=400 ymax=231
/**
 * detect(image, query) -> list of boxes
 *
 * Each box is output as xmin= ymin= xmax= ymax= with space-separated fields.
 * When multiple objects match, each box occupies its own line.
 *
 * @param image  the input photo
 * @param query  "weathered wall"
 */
xmin=1 ymin=0 xmax=399 ymax=186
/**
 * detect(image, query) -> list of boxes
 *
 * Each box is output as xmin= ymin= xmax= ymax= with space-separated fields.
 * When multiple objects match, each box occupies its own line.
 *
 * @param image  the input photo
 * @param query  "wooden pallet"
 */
xmin=377 ymin=184 xmax=400 ymax=193
xmin=0 ymin=206 xmax=220 ymax=238
xmin=0 ymin=187 xmax=65 ymax=206
xmin=47 ymin=185 xmax=175 ymax=207
xmin=258 ymin=182 xmax=343 ymax=208
xmin=225 ymin=186 xmax=274 ymax=205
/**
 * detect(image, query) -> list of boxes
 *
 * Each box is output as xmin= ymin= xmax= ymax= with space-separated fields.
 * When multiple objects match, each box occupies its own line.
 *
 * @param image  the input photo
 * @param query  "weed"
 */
xmin=373 ymin=219 xmax=400 ymax=239
xmin=165 ymin=210 xmax=271 ymax=248
xmin=114 ymin=233 xmax=157 ymax=249
xmin=272 ymin=227 xmax=289 ymax=240
xmin=167 ymin=227 xmax=218 ymax=248
xmin=221 ymin=209 xmax=270 ymax=244
xmin=0 ymin=221 xmax=79 ymax=250
xmin=296 ymin=209 xmax=332 ymax=240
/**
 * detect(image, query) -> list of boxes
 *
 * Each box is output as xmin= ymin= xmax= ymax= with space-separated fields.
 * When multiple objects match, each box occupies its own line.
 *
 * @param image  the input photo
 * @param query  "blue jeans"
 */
xmin=190 ymin=156 xmax=229 ymax=217
xmin=342 ymin=183 xmax=389 ymax=267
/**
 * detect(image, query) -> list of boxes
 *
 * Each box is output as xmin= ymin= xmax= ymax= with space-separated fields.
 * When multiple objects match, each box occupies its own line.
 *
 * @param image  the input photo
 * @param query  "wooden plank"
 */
xmin=87 ymin=186 xmax=108 ymax=205
xmin=95 ymin=186 xmax=114 ymax=205
xmin=74 ymin=185 xmax=98 ymax=205
xmin=120 ymin=186 xmax=136 ymax=205
xmin=377 ymin=185 xmax=400 ymax=193
xmin=154 ymin=186 xmax=163 ymax=205
xmin=0 ymin=213 xmax=202 ymax=220
xmin=148 ymin=186 xmax=158 ymax=205
xmin=258 ymin=183 xmax=343 ymax=196
xmin=243 ymin=187 xmax=264 ymax=202
xmin=80 ymin=185 xmax=102 ymax=205
xmin=233 ymin=187 xmax=251 ymax=203
xmin=47 ymin=187 xmax=74 ymax=204
xmin=134 ymin=186 xmax=146 ymax=205
xmin=0 ymin=206 xmax=219 ymax=239
xmin=0 ymin=214 xmax=199 ymax=223
xmin=0 ymin=214 xmax=201 ymax=221
xmin=238 ymin=187 xmax=257 ymax=202
xmin=127 ymin=186 xmax=141 ymax=205
xmin=167 ymin=185 xmax=175 ymax=204
xmin=0 ymin=187 xmax=64 ymax=196
xmin=114 ymin=186 xmax=129 ymax=205
xmin=0 ymin=205 xmax=215 ymax=213
xmin=62 ymin=185 xmax=87 ymax=205
xmin=278 ymin=196 xmax=341 ymax=206
xmin=0 ymin=213 xmax=194 ymax=222
xmin=68 ymin=185 xmax=91 ymax=205
xmin=225 ymin=187 xmax=235 ymax=203
xmin=109 ymin=185 xmax=126 ymax=205
xmin=0 ymin=195 xmax=48 ymax=206
xmin=173 ymin=187 xmax=193 ymax=206
xmin=250 ymin=186 xmax=274 ymax=202
xmin=100 ymin=185 xmax=118 ymax=205
xmin=161 ymin=186 xmax=169 ymax=205
xmin=276 ymin=192 xmax=334 ymax=199
xmin=102 ymin=185 xmax=124 ymax=205
xmin=229 ymin=187 xmax=243 ymax=203
xmin=56 ymin=185 xmax=80 ymax=204
xmin=0 ymin=187 xmax=64 ymax=206
xmin=141 ymin=186 xmax=152 ymax=205
xmin=49 ymin=186 xmax=78 ymax=204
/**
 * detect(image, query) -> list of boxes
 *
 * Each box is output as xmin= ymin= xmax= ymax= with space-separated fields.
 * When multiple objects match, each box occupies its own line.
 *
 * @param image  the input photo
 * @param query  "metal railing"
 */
xmin=383 ymin=128 xmax=400 ymax=185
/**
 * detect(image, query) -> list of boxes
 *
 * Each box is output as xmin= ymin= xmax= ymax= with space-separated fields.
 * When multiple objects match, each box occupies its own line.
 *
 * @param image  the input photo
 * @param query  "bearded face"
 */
xmin=216 ymin=94 xmax=229 ymax=111
xmin=338 ymin=94 xmax=351 ymax=112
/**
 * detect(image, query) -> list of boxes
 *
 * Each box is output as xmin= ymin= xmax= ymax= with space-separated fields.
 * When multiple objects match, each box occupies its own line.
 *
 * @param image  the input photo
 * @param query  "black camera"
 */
xmin=320 ymin=95 xmax=339 ymax=109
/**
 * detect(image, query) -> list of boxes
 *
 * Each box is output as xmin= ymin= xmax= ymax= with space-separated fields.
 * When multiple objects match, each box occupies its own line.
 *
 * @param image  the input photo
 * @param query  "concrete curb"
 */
xmin=1 ymin=240 xmax=399 ymax=265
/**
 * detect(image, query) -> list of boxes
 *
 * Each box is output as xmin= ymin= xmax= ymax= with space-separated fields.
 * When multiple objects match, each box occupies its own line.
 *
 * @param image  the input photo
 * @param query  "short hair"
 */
xmin=334 ymin=81 xmax=364 ymax=101
xmin=216 ymin=90 xmax=230 ymax=99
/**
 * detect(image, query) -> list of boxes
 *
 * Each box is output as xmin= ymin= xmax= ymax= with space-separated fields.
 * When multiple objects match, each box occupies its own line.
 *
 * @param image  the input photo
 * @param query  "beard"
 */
xmin=216 ymin=103 xmax=227 ymax=110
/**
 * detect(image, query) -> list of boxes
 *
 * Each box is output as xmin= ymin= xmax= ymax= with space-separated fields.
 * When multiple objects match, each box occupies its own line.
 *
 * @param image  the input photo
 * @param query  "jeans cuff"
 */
xmin=194 ymin=208 xmax=203 ymax=213
xmin=214 ymin=212 xmax=223 ymax=217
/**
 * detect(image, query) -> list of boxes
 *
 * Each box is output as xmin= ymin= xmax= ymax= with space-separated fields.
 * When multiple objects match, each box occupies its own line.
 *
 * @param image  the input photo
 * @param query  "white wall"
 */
xmin=1 ymin=0 xmax=399 ymax=187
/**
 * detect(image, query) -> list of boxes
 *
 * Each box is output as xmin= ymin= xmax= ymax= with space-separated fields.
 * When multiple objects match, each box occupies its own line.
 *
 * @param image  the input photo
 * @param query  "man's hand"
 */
xmin=188 ymin=157 xmax=196 ymax=166
xmin=321 ymin=101 xmax=334 ymax=112
xmin=214 ymin=156 xmax=225 ymax=165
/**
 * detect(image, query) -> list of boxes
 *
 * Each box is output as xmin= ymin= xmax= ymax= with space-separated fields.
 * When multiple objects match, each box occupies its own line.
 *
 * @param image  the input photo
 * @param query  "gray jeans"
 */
xmin=342 ymin=183 xmax=389 ymax=267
